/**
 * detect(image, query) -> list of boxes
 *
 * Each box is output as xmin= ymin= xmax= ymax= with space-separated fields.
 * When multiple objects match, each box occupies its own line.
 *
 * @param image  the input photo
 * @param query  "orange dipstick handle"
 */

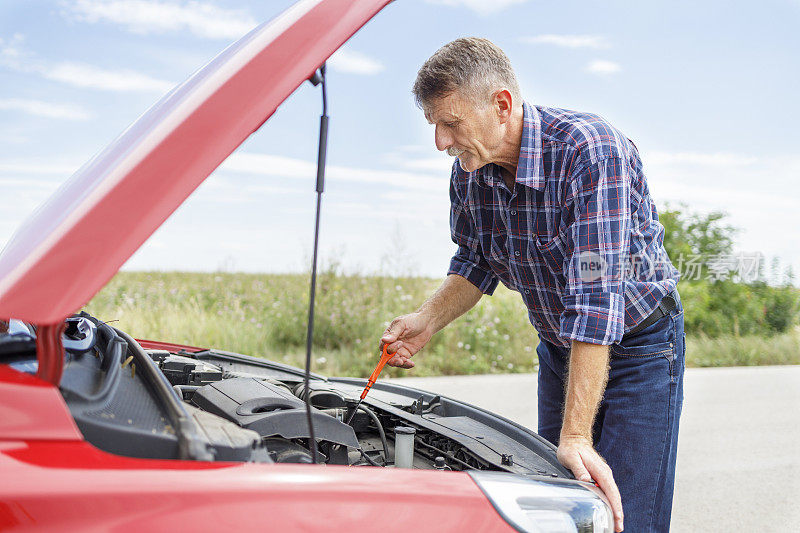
xmin=360 ymin=344 xmax=395 ymax=400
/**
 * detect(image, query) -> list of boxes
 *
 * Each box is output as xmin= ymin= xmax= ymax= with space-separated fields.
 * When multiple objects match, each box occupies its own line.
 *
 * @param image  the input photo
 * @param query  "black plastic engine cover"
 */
xmin=192 ymin=378 xmax=358 ymax=448
xmin=160 ymin=354 xmax=223 ymax=386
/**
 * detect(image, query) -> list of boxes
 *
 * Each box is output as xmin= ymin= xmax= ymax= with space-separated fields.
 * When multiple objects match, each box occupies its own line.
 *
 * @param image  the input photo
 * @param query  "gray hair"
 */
xmin=412 ymin=37 xmax=521 ymax=111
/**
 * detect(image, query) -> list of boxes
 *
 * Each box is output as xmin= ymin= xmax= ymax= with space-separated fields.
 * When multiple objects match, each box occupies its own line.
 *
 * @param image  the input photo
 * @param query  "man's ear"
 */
xmin=494 ymin=89 xmax=514 ymax=123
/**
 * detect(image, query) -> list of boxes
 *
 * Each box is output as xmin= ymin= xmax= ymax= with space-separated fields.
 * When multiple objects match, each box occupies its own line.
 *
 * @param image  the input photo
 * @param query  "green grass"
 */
xmin=686 ymin=332 xmax=800 ymax=367
xmin=84 ymin=271 xmax=800 ymax=378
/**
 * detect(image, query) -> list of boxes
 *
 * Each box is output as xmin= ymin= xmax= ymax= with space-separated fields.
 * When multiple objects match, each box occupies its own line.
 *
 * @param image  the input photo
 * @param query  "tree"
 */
xmin=659 ymin=205 xmax=738 ymax=281
xmin=658 ymin=205 xmax=799 ymax=336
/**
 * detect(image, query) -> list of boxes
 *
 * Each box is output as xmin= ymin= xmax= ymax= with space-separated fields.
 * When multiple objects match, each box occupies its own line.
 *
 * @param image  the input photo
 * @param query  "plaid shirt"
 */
xmin=448 ymin=102 xmax=679 ymax=347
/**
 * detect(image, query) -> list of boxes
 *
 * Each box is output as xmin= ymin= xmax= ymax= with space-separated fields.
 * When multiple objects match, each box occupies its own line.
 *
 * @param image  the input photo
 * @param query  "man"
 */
xmin=380 ymin=38 xmax=683 ymax=532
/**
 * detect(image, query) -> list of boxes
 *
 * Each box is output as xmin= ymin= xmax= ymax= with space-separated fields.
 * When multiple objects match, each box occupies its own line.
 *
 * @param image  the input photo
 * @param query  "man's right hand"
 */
xmin=380 ymin=312 xmax=435 ymax=369
xmin=557 ymin=435 xmax=624 ymax=532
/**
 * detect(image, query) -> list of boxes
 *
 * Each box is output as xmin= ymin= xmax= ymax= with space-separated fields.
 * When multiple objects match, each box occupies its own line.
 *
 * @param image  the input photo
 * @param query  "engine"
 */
xmin=159 ymin=352 xmax=455 ymax=469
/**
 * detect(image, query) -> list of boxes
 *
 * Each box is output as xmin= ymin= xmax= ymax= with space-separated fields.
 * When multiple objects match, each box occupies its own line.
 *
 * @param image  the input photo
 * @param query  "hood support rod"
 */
xmin=303 ymin=63 xmax=329 ymax=464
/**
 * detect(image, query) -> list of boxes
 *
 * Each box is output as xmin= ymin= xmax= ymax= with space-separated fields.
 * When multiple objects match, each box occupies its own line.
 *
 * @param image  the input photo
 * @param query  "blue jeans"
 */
xmin=537 ymin=295 xmax=685 ymax=532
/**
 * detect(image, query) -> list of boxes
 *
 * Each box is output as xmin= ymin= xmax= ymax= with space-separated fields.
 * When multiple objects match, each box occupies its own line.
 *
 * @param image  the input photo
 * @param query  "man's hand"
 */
xmin=557 ymin=435 xmax=624 ymax=532
xmin=380 ymin=313 xmax=434 ymax=369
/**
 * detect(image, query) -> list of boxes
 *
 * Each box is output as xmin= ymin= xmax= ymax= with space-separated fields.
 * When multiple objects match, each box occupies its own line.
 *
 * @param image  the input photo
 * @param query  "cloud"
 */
xmin=327 ymin=48 xmax=385 ymax=76
xmin=0 ymin=132 xmax=30 ymax=145
xmin=0 ymin=34 xmax=24 ymax=65
xmin=219 ymin=152 xmax=447 ymax=191
xmin=380 ymin=147 xmax=454 ymax=174
xmin=585 ymin=60 xmax=622 ymax=75
xmin=221 ymin=153 xmax=314 ymax=178
xmin=0 ymin=34 xmax=174 ymax=93
xmin=425 ymin=0 xmax=528 ymax=15
xmin=642 ymin=149 xmax=800 ymax=277
xmin=0 ymin=98 xmax=91 ymax=120
xmin=62 ymin=0 xmax=257 ymax=40
xmin=645 ymin=151 xmax=758 ymax=167
xmin=0 ymin=35 xmax=31 ymax=74
xmin=45 ymin=62 xmax=174 ymax=92
xmin=520 ymin=34 xmax=610 ymax=49
xmin=0 ymin=178 xmax=60 ymax=189
xmin=0 ymin=161 xmax=82 ymax=175
xmin=400 ymin=157 xmax=454 ymax=173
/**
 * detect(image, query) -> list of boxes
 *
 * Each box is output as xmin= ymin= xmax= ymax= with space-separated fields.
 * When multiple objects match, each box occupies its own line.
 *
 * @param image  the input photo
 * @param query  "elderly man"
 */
xmin=380 ymin=38 xmax=683 ymax=532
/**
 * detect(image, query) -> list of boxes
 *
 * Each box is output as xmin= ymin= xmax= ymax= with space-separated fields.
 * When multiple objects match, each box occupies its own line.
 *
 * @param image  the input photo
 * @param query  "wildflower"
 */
xmin=464 ymin=344 xmax=471 ymax=350
xmin=470 ymin=354 xmax=477 ymax=361
xmin=457 ymin=341 xmax=464 ymax=348
xmin=507 ymin=363 xmax=514 ymax=369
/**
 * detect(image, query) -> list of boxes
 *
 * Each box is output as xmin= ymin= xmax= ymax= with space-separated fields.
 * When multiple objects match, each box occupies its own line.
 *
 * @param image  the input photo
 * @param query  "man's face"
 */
xmin=424 ymin=91 xmax=503 ymax=173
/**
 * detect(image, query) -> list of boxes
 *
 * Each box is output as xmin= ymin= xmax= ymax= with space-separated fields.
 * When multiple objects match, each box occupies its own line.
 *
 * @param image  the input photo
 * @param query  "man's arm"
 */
xmin=555 ymin=153 xmax=630 ymax=533
xmin=381 ymin=274 xmax=482 ymax=368
xmin=418 ymin=273 xmax=483 ymax=333
xmin=557 ymin=340 xmax=624 ymax=532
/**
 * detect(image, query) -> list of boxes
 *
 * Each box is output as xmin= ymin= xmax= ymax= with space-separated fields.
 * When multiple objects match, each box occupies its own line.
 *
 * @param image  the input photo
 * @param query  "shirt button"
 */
xmin=525 ymin=289 xmax=530 ymax=294
xmin=514 ymin=251 xmax=520 ymax=257
xmin=510 ymin=210 xmax=517 ymax=215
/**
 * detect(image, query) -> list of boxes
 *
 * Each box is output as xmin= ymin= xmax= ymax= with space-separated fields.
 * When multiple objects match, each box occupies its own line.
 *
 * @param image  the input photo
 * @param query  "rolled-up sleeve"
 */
xmin=559 ymin=156 xmax=630 ymax=345
xmin=447 ymin=171 xmax=499 ymax=295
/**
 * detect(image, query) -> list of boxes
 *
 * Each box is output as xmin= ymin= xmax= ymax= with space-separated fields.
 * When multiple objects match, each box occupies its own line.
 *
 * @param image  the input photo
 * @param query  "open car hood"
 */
xmin=0 ymin=0 xmax=392 ymax=325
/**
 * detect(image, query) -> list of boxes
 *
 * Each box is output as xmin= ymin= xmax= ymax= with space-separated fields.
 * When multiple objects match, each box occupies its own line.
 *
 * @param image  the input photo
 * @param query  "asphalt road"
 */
xmin=393 ymin=365 xmax=800 ymax=532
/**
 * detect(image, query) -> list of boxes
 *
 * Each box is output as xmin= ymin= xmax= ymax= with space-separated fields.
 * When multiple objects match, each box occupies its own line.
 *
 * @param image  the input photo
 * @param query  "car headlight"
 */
xmin=468 ymin=471 xmax=613 ymax=533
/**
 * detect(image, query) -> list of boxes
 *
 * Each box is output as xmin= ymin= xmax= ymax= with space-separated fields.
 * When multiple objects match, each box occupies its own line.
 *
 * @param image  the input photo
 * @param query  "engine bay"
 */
xmin=5 ymin=313 xmax=569 ymax=478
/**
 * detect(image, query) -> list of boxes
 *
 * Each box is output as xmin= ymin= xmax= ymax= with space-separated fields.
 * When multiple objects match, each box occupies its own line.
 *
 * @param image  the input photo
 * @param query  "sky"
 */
xmin=1 ymin=0 xmax=799 ymax=281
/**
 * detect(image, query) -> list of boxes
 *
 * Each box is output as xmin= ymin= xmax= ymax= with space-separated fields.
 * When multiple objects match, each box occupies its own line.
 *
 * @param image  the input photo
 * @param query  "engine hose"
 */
xmin=358 ymin=447 xmax=382 ymax=467
xmin=358 ymin=405 xmax=389 ymax=466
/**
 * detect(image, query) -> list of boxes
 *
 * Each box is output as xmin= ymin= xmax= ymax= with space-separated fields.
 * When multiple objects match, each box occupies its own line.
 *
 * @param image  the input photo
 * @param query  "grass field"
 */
xmin=84 ymin=271 xmax=800 ymax=378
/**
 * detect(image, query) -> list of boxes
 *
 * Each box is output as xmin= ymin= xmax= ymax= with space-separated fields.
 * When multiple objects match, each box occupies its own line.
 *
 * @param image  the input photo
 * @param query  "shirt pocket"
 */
xmin=533 ymin=230 xmax=568 ymax=278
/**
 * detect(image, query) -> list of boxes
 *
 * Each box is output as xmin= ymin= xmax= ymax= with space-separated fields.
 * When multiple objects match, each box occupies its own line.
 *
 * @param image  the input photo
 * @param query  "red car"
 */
xmin=0 ymin=1 xmax=612 ymax=531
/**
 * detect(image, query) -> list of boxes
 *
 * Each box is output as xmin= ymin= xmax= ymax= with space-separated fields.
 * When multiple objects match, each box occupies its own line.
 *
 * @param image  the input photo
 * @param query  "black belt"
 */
xmin=625 ymin=290 xmax=678 ymax=337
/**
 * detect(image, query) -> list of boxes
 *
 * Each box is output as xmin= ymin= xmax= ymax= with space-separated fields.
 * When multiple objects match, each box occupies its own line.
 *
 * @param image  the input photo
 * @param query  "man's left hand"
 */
xmin=557 ymin=434 xmax=624 ymax=532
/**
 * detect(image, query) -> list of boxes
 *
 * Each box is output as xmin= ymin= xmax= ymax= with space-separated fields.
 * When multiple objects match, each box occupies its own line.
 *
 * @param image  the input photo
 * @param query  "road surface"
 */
xmin=394 ymin=365 xmax=800 ymax=532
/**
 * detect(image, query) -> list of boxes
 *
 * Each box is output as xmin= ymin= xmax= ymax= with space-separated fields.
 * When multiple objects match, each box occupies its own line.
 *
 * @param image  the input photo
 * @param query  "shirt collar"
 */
xmin=515 ymin=101 xmax=545 ymax=190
